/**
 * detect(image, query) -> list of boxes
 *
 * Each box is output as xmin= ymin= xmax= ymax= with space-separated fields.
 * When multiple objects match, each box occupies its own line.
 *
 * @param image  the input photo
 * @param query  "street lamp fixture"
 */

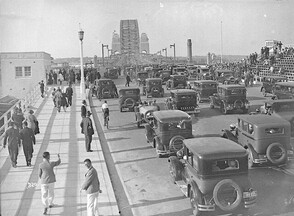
xmin=162 ymin=48 xmax=167 ymax=60
xmin=78 ymin=29 xmax=85 ymax=100
xmin=170 ymin=43 xmax=176 ymax=64
xmin=102 ymin=44 xmax=108 ymax=66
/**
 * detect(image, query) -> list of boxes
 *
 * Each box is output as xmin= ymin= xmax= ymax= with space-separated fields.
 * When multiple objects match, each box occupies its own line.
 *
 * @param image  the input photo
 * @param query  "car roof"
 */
xmin=153 ymin=110 xmax=191 ymax=123
xmin=184 ymin=137 xmax=247 ymax=159
xmin=263 ymin=75 xmax=287 ymax=79
xmin=215 ymin=69 xmax=233 ymax=73
xmin=239 ymin=114 xmax=290 ymax=125
xmin=218 ymin=84 xmax=245 ymax=89
xmin=170 ymin=89 xmax=196 ymax=94
xmin=193 ymin=80 xmax=217 ymax=84
xmin=275 ymin=82 xmax=294 ymax=86
xmin=96 ymin=78 xmax=112 ymax=82
xmin=119 ymin=87 xmax=140 ymax=92
xmin=146 ymin=78 xmax=162 ymax=81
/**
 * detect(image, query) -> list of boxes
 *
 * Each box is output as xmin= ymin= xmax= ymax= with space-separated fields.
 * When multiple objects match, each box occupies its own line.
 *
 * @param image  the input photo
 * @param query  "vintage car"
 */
xmin=172 ymin=66 xmax=188 ymax=77
xmin=222 ymin=115 xmax=294 ymax=167
xmin=260 ymin=75 xmax=288 ymax=97
xmin=119 ymin=87 xmax=141 ymax=112
xmin=272 ymin=81 xmax=294 ymax=99
xmin=136 ymin=71 xmax=149 ymax=86
xmin=168 ymin=137 xmax=257 ymax=216
xmin=262 ymin=99 xmax=294 ymax=136
xmin=215 ymin=69 xmax=239 ymax=84
xmin=209 ymin=85 xmax=249 ymax=114
xmin=134 ymin=104 xmax=159 ymax=128
xmin=166 ymin=75 xmax=187 ymax=90
xmin=166 ymin=89 xmax=200 ymax=116
xmin=192 ymin=80 xmax=218 ymax=103
xmin=94 ymin=78 xmax=116 ymax=99
xmin=143 ymin=78 xmax=164 ymax=97
xmin=104 ymin=68 xmax=119 ymax=79
xmin=145 ymin=110 xmax=193 ymax=157
xmin=159 ymin=70 xmax=172 ymax=84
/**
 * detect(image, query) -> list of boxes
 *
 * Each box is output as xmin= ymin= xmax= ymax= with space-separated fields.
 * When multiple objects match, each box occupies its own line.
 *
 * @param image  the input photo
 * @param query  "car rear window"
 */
xmin=122 ymin=90 xmax=139 ymax=95
xmin=202 ymin=84 xmax=216 ymax=88
xmin=265 ymin=127 xmax=284 ymax=135
xmin=227 ymin=88 xmax=245 ymax=95
xmin=212 ymin=159 xmax=239 ymax=172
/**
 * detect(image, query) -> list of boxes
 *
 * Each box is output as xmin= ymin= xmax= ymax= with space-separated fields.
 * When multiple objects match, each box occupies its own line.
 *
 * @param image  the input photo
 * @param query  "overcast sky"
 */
xmin=0 ymin=0 xmax=293 ymax=58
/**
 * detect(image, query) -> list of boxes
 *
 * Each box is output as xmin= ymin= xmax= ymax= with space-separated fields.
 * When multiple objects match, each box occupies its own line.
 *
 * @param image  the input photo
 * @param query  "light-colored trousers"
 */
xmin=41 ymin=183 xmax=55 ymax=207
xmin=87 ymin=192 xmax=99 ymax=216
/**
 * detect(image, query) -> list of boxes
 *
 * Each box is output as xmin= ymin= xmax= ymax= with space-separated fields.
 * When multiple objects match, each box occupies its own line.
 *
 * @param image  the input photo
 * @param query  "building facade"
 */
xmin=140 ymin=33 xmax=150 ymax=54
xmin=112 ymin=31 xmax=121 ymax=54
xmin=0 ymin=52 xmax=51 ymax=99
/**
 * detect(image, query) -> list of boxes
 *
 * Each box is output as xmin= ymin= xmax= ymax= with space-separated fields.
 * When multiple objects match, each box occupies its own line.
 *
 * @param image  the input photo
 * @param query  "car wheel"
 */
xmin=197 ymin=94 xmax=201 ymax=104
xmin=152 ymin=139 xmax=156 ymax=148
xmin=120 ymin=107 xmax=123 ymax=112
xmin=213 ymin=179 xmax=242 ymax=212
xmin=266 ymin=143 xmax=287 ymax=165
xmin=169 ymin=135 xmax=185 ymax=153
xmin=169 ymin=156 xmax=183 ymax=183
xmin=209 ymin=103 xmax=214 ymax=109
xmin=221 ymin=103 xmax=228 ymax=114
xmin=137 ymin=121 xmax=140 ymax=128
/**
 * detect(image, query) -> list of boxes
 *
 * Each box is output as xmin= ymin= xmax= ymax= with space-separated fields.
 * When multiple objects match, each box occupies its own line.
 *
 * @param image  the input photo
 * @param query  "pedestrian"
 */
xmin=54 ymin=88 xmax=62 ymax=112
xmin=61 ymin=91 xmax=68 ymax=112
xmin=81 ymin=158 xmax=102 ymax=216
xmin=52 ymin=88 xmax=57 ymax=107
xmin=24 ymin=109 xmax=38 ymax=133
xmin=65 ymin=84 xmax=73 ymax=106
xmin=125 ymin=73 xmax=131 ymax=87
xmin=12 ymin=107 xmax=25 ymax=130
xmin=19 ymin=121 xmax=36 ymax=166
xmin=38 ymin=152 xmax=61 ymax=215
xmin=81 ymin=100 xmax=87 ymax=118
xmin=39 ymin=80 xmax=45 ymax=98
xmin=80 ymin=111 xmax=94 ymax=152
xmin=3 ymin=121 xmax=21 ymax=168
xmin=58 ymin=72 xmax=64 ymax=85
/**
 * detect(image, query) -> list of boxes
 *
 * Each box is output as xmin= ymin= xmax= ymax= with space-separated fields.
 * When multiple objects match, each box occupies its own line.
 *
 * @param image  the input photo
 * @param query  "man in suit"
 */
xmin=81 ymin=100 xmax=87 ymax=117
xmin=65 ymin=84 xmax=73 ymax=106
xmin=3 ymin=121 xmax=21 ymax=168
xmin=19 ymin=121 xmax=36 ymax=166
xmin=38 ymin=152 xmax=61 ymax=215
xmin=80 ymin=111 xmax=94 ymax=152
xmin=81 ymin=158 xmax=102 ymax=216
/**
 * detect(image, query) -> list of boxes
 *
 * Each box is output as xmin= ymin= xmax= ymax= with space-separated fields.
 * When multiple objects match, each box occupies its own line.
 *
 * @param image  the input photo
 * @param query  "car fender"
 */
xmin=188 ymin=180 xmax=203 ymax=205
xmin=144 ymin=124 xmax=154 ymax=143
xmin=246 ymin=143 xmax=259 ymax=159
xmin=168 ymin=156 xmax=184 ymax=182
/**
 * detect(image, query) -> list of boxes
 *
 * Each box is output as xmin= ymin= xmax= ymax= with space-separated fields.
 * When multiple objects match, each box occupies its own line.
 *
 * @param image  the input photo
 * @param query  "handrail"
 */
xmin=0 ymin=84 xmax=46 ymax=144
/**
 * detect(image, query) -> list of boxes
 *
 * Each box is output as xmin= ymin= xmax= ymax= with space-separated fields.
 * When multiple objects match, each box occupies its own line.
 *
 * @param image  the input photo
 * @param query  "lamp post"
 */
xmin=102 ymin=44 xmax=108 ymax=67
xmin=162 ymin=48 xmax=167 ymax=61
xmin=78 ymin=29 xmax=85 ymax=100
xmin=170 ymin=43 xmax=176 ymax=64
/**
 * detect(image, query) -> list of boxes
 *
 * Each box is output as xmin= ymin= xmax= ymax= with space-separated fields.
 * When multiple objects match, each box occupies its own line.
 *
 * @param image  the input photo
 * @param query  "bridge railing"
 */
xmin=0 ymin=84 xmax=44 ymax=145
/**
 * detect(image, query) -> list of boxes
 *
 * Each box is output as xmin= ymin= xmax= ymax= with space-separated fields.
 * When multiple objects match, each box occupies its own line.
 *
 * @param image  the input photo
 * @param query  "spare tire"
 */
xmin=124 ymin=98 xmax=135 ymax=108
xmin=169 ymin=135 xmax=184 ymax=153
xmin=102 ymin=87 xmax=111 ymax=96
xmin=266 ymin=143 xmax=287 ymax=165
xmin=213 ymin=179 xmax=242 ymax=212
xmin=234 ymin=100 xmax=243 ymax=109
xmin=151 ymin=86 xmax=160 ymax=94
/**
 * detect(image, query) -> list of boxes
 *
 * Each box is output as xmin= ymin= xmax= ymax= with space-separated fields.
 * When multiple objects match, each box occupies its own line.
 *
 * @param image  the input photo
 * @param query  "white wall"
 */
xmin=0 ymin=52 xmax=51 ymax=99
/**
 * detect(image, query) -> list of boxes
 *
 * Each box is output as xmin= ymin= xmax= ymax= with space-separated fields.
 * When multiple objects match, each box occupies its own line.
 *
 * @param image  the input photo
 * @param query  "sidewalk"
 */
xmin=0 ymin=85 xmax=119 ymax=216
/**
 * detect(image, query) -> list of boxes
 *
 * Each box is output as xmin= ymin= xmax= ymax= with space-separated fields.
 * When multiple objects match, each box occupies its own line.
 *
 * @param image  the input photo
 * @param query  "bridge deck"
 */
xmin=0 ymin=85 xmax=119 ymax=216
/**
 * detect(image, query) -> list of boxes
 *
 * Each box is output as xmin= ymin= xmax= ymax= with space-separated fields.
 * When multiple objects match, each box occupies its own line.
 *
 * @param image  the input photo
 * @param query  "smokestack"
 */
xmin=207 ymin=52 xmax=211 ymax=65
xmin=187 ymin=39 xmax=192 ymax=64
xmin=94 ymin=55 xmax=98 ymax=68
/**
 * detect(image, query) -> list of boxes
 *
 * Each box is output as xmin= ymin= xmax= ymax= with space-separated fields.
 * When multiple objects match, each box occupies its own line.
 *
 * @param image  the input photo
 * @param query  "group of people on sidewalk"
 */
xmin=51 ymin=84 xmax=73 ymax=112
xmin=2 ymin=85 xmax=102 ymax=216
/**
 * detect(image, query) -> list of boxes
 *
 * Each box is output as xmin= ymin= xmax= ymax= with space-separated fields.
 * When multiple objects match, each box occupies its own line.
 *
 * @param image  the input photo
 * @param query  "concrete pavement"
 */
xmin=0 ymin=85 xmax=119 ymax=216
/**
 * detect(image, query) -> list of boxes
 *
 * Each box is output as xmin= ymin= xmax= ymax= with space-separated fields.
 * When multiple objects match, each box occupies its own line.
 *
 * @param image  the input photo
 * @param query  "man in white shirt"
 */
xmin=101 ymin=101 xmax=109 ymax=126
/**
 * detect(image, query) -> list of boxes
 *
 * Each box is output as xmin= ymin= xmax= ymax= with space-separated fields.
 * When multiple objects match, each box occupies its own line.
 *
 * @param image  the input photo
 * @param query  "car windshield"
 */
xmin=165 ymin=121 xmax=188 ymax=130
xmin=227 ymin=88 xmax=245 ymax=95
xmin=202 ymin=83 xmax=216 ymax=88
xmin=138 ymin=73 xmax=148 ymax=78
xmin=201 ymin=68 xmax=209 ymax=72
xmin=272 ymin=102 xmax=294 ymax=112
xmin=174 ymin=76 xmax=185 ymax=81
xmin=275 ymin=85 xmax=294 ymax=93
xmin=175 ymin=68 xmax=186 ymax=72
xmin=188 ymin=67 xmax=197 ymax=70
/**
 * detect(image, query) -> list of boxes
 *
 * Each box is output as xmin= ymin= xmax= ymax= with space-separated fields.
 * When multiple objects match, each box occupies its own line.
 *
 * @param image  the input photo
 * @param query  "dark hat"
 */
xmin=29 ymin=109 xmax=34 ymax=114
xmin=86 ymin=111 xmax=92 ymax=116
xmin=82 ymin=100 xmax=87 ymax=105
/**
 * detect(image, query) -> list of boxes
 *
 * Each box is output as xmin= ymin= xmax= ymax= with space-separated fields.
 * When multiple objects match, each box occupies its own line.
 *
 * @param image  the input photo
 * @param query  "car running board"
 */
xmin=175 ymin=180 xmax=188 ymax=197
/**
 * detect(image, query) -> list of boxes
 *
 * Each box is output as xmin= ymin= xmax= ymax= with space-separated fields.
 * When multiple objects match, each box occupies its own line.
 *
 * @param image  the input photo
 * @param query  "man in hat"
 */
xmin=39 ymin=80 xmax=45 ymax=98
xmin=38 ymin=152 xmax=61 ymax=215
xmin=20 ymin=121 xmax=36 ymax=166
xmin=65 ymin=84 xmax=73 ymax=106
xmin=3 ymin=121 xmax=21 ymax=168
xmin=80 ymin=111 xmax=94 ymax=152
xmin=81 ymin=100 xmax=87 ymax=118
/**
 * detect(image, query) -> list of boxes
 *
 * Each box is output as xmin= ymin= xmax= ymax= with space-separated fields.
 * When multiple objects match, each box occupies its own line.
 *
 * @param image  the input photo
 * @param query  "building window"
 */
xmin=24 ymin=66 xmax=32 ymax=77
xmin=15 ymin=66 xmax=32 ymax=78
xmin=15 ymin=67 xmax=23 ymax=78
